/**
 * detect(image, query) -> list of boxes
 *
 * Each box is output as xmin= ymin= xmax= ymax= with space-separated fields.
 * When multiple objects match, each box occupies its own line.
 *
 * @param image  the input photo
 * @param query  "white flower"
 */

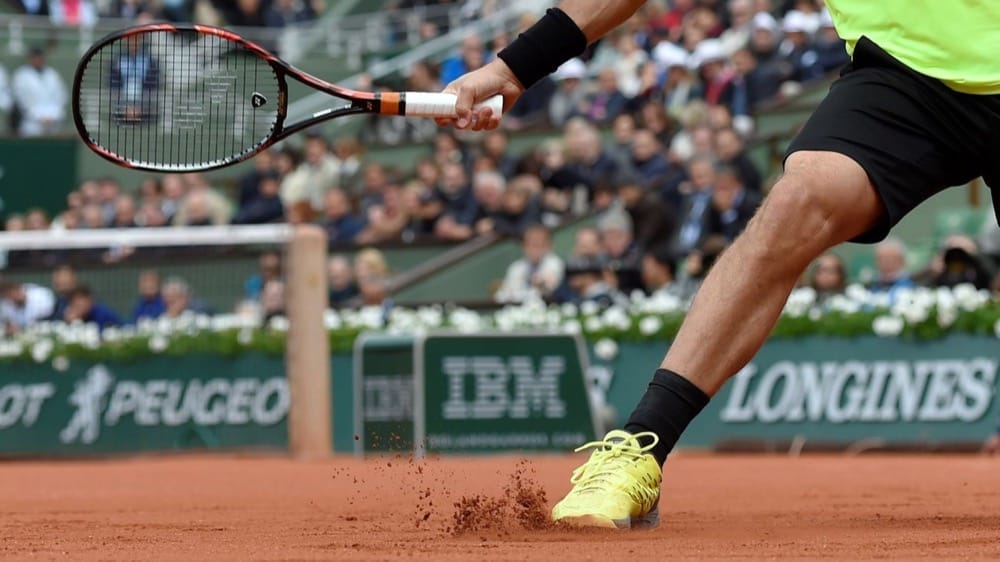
xmin=268 ymin=316 xmax=290 ymax=332
xmin=872 ymin=315 xmax=904 ymax=337
xmin=560 ymin=303 xmax=578 ymax=318
xmin=580 ymin=300 xmax=600 ymax=317
xmin=594 ymin=338 xmax=619 ymax=361
xmin=900 ymin=302 xmax=929 ymax=325
xmin=237 ymin=327 xmax=254 ymax=345
xmin=808 ymin=307 xmax=823 ymax=321
xmin=826 ymin=294 xmax=862 ymax=315
xmin=937 ymin=306 xmax=957 ymax=329
xmin=784 ymin=287 xmax=816 ymax=318
xmin=638 ymin=316 xmax=662 ymax=336
xmin=845 ymin=283 xmax=870 ymax=304
xmin=953 ymin=283 xmax=980 ymax=310
xmin=82 ymin=325 xmax=101 ymax=350
xmin=51 ymin=356 xmax=70 ymax=372
xmin=323 ymin=310 xmax=342 ymax=330
xmin=584 ymin=316 xmax=604 ymax=333
xmin=358 ymin=307 xmax=385 ymax=329
xmin=102 ymin=326 xmax=121 ymax=343
xmin=416 ymin=307 xmax=443 ymax=328
xmin=30 ymin=339 xmax=53 ymax=363
xmin=601 ymin=306 xmax=631 ymax=331
xmin=0 ymin=341 xmax=24 ymax=358
xmin=148 ymin=334 xmax=169 ymax=353
xmin=561 ymin=319 xmax=582 ymax=335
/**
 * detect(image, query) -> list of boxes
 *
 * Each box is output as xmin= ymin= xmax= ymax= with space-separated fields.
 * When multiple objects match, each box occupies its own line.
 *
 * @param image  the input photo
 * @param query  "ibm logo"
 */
xmin=440 ymin=356 xmax=567 ymax=420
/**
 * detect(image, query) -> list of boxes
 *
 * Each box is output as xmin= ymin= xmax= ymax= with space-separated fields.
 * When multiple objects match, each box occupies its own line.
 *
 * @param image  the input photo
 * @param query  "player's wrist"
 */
xmin=497 ymin=7 xmax=588 ymax=89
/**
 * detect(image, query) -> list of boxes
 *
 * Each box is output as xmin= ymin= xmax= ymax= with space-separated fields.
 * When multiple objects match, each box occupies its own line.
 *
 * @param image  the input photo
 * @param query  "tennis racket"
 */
xmin=71 ymin=23 xmax=502 ymax=172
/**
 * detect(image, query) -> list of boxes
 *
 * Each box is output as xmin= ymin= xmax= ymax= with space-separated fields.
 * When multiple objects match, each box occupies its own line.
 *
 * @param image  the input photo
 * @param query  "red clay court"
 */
xmin=2 ymin=453 xmax=999 ymax=560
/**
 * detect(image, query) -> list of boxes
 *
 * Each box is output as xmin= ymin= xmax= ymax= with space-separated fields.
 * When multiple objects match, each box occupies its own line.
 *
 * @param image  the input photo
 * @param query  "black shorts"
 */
xmin=786 ymin=36 xmax=1000 ymax=243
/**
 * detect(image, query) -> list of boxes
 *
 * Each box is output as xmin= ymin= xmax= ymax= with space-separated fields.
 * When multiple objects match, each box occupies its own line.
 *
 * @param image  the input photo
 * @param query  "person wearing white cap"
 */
xmin=441 ymin=0 xmax=1000 ymax=531
xmin=717 ymin=0 xmax=756 ymax=55
xmin=780 ymin=10 xmax=824 ymax=82
xmin=547 ymin=58 xmax=588 ymax=127
xmin=813 ymin=9 xmax=850 ymax=72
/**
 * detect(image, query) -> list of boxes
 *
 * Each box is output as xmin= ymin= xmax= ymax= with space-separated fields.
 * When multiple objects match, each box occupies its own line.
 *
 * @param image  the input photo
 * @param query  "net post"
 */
xmin=285 ymin=224 xmax=332 ymax=459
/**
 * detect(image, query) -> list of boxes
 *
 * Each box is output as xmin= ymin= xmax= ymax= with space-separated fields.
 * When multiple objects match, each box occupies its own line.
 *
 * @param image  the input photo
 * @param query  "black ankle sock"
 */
xmin=624 ymin=369 xmax=711 ymax=466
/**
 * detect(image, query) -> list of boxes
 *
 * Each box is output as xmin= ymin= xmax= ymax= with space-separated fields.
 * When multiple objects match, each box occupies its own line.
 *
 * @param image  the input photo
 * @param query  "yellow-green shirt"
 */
xmin=826 ymin=0 xmax=1000 ymax=95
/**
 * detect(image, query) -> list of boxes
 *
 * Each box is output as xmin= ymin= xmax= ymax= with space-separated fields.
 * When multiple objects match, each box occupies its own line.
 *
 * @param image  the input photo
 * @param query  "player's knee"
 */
xmin=747 ymin=176 xmax=842 ymax=258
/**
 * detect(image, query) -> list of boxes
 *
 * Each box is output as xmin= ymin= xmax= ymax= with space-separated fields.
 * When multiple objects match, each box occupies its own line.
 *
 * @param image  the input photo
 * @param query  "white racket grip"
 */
xmin=403 ymin=92 xmax=504 ymax=119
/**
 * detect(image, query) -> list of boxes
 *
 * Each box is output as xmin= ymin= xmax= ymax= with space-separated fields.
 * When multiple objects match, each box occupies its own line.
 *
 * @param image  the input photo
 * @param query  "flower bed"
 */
xmin=1 ymin=284 xmax=997 ymax=366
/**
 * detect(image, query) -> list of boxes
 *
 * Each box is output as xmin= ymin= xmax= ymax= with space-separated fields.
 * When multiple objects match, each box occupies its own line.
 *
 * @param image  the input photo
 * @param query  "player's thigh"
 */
xmin=786 ymin=58 xmax=983 ymax=243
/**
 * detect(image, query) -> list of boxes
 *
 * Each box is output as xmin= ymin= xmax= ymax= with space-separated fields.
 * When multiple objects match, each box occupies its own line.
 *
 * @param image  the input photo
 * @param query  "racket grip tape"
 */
xmin=391 ymin=92 xmax=503 ymax=119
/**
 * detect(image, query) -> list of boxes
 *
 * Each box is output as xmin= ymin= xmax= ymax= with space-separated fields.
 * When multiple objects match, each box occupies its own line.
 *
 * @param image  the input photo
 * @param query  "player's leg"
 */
xmin=551 ymin=151 xmax=882 ymax=529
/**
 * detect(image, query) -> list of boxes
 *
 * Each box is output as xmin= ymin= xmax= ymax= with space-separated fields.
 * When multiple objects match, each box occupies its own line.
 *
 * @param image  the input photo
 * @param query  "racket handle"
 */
xmin=401 ymin=92 xmax=504 ymax=119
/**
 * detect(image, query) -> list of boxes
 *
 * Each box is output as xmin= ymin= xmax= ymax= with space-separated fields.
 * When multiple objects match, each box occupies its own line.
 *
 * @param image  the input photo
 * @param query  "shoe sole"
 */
xmin=557 ymin=508 xmax=659 ymax=530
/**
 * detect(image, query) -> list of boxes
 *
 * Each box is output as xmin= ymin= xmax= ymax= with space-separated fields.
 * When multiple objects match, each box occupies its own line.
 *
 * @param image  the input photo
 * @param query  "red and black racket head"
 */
xmin=72 ymin=24 xmax=290 ymax=172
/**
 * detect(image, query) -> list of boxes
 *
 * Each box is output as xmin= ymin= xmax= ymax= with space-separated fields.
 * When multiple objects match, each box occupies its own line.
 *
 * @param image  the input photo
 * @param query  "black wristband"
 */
xmin=497 ymin=8 xmax=588 ymax=89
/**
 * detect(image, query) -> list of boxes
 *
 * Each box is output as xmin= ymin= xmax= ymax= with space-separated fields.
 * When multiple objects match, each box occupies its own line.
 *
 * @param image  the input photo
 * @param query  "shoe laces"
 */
xmin=569 ymin=430 xmax=659 ymax=495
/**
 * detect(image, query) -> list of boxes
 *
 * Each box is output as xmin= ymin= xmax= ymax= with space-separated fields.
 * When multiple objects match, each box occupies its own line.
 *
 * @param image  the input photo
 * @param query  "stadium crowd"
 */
xmin=2 ymin=0 xmax=1000 ymax=324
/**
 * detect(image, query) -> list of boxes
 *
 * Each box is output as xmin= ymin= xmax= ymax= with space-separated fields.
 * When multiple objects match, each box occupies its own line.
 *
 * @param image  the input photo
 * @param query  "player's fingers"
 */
xmin=434 ymin=117 xmax=454 ymax=128
xmin=452 ymin=83 xmax=475 ymax=129
xmin=471 ymin=107 xmax=492 ymax=131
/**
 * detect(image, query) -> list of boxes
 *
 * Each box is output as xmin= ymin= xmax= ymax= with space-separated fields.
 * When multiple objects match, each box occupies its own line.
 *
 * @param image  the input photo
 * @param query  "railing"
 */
xmin=285 ymin=0 xmax=548 ymax=124
xmin=0 ymin=2 xmax=474 ymax=64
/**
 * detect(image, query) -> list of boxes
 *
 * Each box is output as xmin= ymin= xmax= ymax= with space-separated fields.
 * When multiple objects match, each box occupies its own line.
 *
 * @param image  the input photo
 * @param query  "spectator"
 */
xmin=245 ymin=250 xmax=282 ymax=301
xmin=225 ymin=0 xmax=266 ymax=27
xmin=328 ymin=255 xmax=358 ymax=308
xmin=0 ymin=278 xmax=55 ymax=334
xmin=606 ymin=113 xmax=637 ymax=171
xmin=566 ymin=120 xmax=620 ymax=192
xmin=173 ymin=173 xmax=232 ymax=226
xmin=232 ymin=171 xmax=284 ymax=224
xmin=808 ymin=252 xmax=848 ymax=304
xmin=440 ymin=35 xmax=486 ymax=85
xmin=131 ymin=269 xmax=165 ymax=323
xmin=48 ymin=264 xmax=77 ymax=320
xmin=563 ymin=256 xmax=624 ymax=308
xmin=704 ymin=163 xmax=761 ymax=242
xmin=237 ymin=150 xmax=275 ymax=209
xmin=80 ymin=204 xmax=105 ymax=229
xmin=281 ymin=133 xmax=338 ymax=217
xmin=332 ymin=138 xmax=363 ymax=188
xmin=692 ymin=39 xmax=736 ymax=110
xmin=471 ymin=170 xmax=506 ymax=236
xmin=714 ymin=126 xmax=762 ymax=192
xmin=924 ymin=235 xmax=994 ymax=290
xmin=111 ymin=195 xmax=138 ymax=228
xmin=674 ymin=155 xmax=717 ymax=256
xmin=136 ymin=201 xmax=168 ymax=227
xmin=617 ymin=174 xmax=677 ymax=253
xmin=481 ymin=130 xmax=518 ymax=179
xmin=63 ymin=285 xmax=120 ymax=329
xmin=814 ymin=9 xmax=850 ymax=72
xmin=353 ymin=248 xmax=391 ymax=309
xmin=49 ymin=0 xmax=98 ymax=26
xmin=548 ymin=58 xmax=589 ymax=127
xmin=868 ymin=238 xmax=915 ymax=303
xmin=580 ymin=68 xmax=628 ymax=125
xmin=357 ymin=162 xmax=392 ymax=212
xmin=162 ymin=276 xmax=210 ymax=317
xmin=641 ymin=246 xmax=681 ymax=298
xmin=265 ymin=0 xmax=312 ymax=27
xmin=780 ymin=11 xmax=824 ymax=83
xmin=599 ymin=209 xmax=644 ymax=295
xmin=573 ymin=226 xmax=606 ymax=260
xmin=320 ymin=188 xmax=364 ymax=245
xmin=718 ymin=0 xmax=755 ymax=54
xmin=11 ymin=47 xmax=67 ymax=137
xmin=494 ymin=176 xmax=543 ymax=237
xmin=591 ymin=31 xmax=647 ymax=98
xmin=357 ymin=184 xmax=408 ymax=244
xmin=159 ymin=174 xmax=186 ymax=223
xmin=109 ymin=34 xmax=159 ymax=124
xmin=25 ymin=208 xmax=50 ymax=230
xmin=495 ymin=225 xmax=565 ymax=303
xmin=628 ymin=128 xmax=677 ymax=199
xmin=433 ymin=162 xmax=478 ymax=242
xmin=400 ymin=181 xmax=441 ymax=242
xmin=260 ymin=280 xmax=286 ymax=323
xmin=675 ymin=234 xmax=728 ymax=302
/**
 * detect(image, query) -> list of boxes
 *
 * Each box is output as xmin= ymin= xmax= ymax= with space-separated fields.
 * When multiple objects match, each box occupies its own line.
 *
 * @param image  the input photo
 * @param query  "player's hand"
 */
xmin=436 ymin=59 xmax=525 ymax=131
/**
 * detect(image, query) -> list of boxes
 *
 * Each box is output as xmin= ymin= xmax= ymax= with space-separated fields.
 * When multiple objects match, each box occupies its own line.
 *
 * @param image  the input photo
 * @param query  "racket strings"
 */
xmin=78 ymin=27 xmax=281 ymax=171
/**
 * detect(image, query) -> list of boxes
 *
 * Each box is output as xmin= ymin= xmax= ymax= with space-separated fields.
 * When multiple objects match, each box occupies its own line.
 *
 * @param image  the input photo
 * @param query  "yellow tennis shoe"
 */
xmin=551 ymin=430 xmax=662 ymax=529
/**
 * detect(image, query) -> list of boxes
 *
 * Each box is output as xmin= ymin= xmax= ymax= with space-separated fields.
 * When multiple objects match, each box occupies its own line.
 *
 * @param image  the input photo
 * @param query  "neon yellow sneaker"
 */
xmin=551 ymin=430 xmax=662 ymax=529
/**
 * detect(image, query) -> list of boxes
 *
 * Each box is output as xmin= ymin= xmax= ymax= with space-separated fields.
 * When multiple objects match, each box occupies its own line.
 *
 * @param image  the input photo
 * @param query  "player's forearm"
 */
xmin=559 ymin=0 xmax=647 ymax=43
